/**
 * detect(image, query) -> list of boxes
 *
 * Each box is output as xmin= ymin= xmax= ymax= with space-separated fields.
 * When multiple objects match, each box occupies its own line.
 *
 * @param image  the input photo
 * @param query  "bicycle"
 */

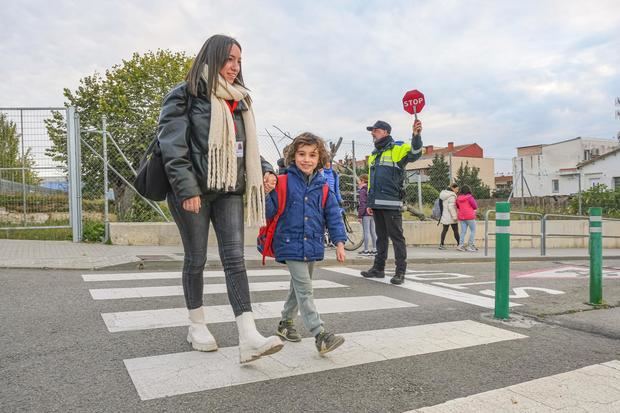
xmin=324 ymin=212 xmax=364 ymax=251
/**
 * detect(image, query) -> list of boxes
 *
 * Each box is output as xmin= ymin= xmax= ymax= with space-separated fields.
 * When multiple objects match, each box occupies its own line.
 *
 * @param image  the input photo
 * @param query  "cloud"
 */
xmin=2 ymin=0 xmax=619 ymax=171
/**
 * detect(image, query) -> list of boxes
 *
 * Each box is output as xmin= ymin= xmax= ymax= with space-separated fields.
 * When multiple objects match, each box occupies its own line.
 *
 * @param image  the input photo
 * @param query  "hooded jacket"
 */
xmin=456 ymin=193 xmax=478 ymax=221
xmin=439 ymin=189 xmax=458 ymax=225
xmin=265 ymin=165 xmax=346 ymax=263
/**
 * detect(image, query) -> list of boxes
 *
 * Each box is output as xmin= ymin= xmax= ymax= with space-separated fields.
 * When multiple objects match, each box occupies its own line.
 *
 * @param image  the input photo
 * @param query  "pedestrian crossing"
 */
xmin=82 ymin=266 xmax=530 ymax=403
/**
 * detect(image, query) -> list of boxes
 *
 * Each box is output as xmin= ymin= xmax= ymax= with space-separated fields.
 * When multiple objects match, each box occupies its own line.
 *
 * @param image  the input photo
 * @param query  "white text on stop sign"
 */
xmin=404 ymin=98 xmax=424 ymax=107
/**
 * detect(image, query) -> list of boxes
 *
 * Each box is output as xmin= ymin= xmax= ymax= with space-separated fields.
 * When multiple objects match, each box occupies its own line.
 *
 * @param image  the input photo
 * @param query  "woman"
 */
xmin=456 ymin=184 xmax=478 ymax=252
xmin=357 ymin=174 xmax=377 ymax=255
xmin=438 ymin=183 xmax=459 ymax=250
xmin=158 ymin=34 xmax=283 ymax=363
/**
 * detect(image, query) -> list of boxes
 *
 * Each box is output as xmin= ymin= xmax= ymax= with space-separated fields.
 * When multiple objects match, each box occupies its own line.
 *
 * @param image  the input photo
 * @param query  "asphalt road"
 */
xmin=1 ymin=260 xmax=619 ymax=412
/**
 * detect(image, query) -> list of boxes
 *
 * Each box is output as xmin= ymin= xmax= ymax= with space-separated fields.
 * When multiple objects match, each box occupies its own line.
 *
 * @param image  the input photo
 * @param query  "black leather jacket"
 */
xmin=157 ymin=81 xmax=274 ymax=201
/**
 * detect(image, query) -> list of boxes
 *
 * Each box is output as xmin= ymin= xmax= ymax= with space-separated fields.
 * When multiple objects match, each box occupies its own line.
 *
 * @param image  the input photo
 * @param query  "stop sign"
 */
xmin=402 ymin=90 xmax=425 ymax=115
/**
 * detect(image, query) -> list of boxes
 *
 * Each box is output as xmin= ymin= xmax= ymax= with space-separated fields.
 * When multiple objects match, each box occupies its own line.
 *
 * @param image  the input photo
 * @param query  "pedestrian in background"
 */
xmin=438 ymin=183 xmax=459 ymax=250
xmin=456 ymin=184 xmax=478 ymax=252
xmin=357 ymin=174 xmax=377 ymax=256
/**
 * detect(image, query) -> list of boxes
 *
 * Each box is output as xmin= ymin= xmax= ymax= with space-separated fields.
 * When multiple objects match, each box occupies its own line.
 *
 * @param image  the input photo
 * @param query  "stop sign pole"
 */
xmin=402 ymin=89 xmax=426 ymax=120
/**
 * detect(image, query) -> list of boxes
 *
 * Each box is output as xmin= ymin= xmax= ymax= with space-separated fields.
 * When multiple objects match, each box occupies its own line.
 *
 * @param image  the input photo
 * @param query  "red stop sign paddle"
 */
xmin=402 ymin=90 xmax=425 ymax=120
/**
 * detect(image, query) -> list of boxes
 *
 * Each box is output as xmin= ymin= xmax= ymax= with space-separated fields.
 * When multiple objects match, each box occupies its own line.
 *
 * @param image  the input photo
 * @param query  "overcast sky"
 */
xmin=2 ymin=0 xmax=619 ymax=173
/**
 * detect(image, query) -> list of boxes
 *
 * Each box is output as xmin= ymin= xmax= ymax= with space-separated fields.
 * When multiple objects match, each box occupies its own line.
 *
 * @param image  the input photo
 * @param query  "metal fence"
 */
xmin=0 ymin=107 xmax=79 ymax=239
xmin=2 ymin=108 xmax=618 ymax=243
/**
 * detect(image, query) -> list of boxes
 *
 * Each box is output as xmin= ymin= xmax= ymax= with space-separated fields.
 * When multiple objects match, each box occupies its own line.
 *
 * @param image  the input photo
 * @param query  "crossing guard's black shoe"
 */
xmin=360 ymin=267 xmax=385 ymax=278
xmin=390 ymin=272 xmax=405 ymax=285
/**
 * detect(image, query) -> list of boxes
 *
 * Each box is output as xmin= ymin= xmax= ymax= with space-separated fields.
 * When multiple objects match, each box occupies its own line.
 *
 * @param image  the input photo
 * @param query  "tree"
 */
xmin=0 ymin=113 xmax=41 ymax=186
xmin=427 ymin=154 xmax=450 ymax=192
xmin=45 ymin=50 xmax=192 ymax=220
xmin=455 ymin=161 xmax=491 ymax=199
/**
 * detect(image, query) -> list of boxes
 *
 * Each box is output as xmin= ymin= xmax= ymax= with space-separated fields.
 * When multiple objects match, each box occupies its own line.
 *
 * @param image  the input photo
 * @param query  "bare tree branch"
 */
xmin=264 ymin=128 xmax=282 ymax=158
xmin=272 ymin=125 xmax=293 ymax=141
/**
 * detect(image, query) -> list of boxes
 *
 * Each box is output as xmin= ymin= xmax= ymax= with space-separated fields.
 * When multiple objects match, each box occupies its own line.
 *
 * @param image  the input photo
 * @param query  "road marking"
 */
xmin=479 ymin=287 xmax=565 ymax=299
xmin=89 ymin=280 xmax=346 ymax=300
xmin=102 ymin=295 xmax=417 ymax=332
xmin=325 ymin=267 xmax=521 ymax=309
xmin=408 ymin=360 xmax=620 ymax=412
xmin=432 ymin=281 xmax=496 ymax=290
xmin=82 ymin=269 xmax=291 ymax=282
xmin=516 ymin=265 xmax=620 ymax=279
xmin=407 ymin=272 xmax=473 ymax=281
xmin=124 ymin=320 xmax=527 ymax=400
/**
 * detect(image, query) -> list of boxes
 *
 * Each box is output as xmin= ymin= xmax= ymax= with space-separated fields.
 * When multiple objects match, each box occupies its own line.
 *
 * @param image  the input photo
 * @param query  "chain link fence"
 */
xmin=2 ymin=108 xmax=617 ymax=241
xmin=0 ymin=108 xmax=74 ymax=240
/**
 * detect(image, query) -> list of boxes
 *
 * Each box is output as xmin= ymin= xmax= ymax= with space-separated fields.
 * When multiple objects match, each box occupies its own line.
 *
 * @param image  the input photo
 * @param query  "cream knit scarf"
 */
xmin=201 ymin=67 xmax=265 ymax=226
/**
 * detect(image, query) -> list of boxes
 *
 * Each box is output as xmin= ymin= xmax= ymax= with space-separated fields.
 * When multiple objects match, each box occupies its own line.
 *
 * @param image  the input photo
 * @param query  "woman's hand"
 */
xmin=336 ymin=242 xmax=346 ymax=263
xmin=182 ymin=196 xmax=201 ymax=214
xmin=366 ymin=207 xmax=373 ymax=216
xmin=263 ymin=172 xmax=277 ymax=193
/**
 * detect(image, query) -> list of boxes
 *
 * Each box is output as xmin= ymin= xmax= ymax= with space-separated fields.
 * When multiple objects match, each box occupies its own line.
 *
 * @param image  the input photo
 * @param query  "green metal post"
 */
xmin=589 ymin=207 xmax=603 ymax=305
xmin=494 ymin=202 xmax=511 ymax=319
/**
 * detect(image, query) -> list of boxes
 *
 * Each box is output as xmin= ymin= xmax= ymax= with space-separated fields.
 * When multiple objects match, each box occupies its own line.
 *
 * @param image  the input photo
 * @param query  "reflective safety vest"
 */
xmin=367 ymin=136 xmax=423 ymax=210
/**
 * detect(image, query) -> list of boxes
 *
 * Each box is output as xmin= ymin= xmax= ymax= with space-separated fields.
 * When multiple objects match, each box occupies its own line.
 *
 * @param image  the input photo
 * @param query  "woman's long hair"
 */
xmin=186 ymin=34 xmax=249 ymax=99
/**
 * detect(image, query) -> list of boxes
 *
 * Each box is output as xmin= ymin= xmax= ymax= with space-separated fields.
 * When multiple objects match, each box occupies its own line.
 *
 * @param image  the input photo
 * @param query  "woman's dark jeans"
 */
xmin=167 ymin=192 xmax=252 ymax=317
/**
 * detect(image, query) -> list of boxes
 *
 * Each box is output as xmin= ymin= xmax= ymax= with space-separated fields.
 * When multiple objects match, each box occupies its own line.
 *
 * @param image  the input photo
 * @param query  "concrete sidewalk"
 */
xmin=1 ymin=239 xmax=620 ymax=270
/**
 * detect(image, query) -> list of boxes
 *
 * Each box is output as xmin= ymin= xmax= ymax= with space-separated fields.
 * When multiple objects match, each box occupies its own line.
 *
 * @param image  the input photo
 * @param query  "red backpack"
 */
xmin=257 ymin=174 xmax=329 ymax=265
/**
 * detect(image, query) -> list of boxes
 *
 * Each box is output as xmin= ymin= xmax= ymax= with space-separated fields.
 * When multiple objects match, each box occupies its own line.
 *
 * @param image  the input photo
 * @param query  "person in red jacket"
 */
xmin=456 ymin=185 xmax=478 ymax=251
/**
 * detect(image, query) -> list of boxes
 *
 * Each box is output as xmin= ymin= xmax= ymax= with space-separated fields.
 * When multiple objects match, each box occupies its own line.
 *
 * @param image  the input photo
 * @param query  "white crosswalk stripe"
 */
xmin=325 ymin=266 xmax=522 ymax=309
xmin=102 ymin=295 xmax=417 ymax=332
xmin=124 ymin=320 xmax=527 ymax=400
xmin=407 ymin=360 xmax=620 ymax=412
xmin=82 ymin=269 xmax=291 ymax=282
xmin=89 ymin=280 xmax=346 ymax=300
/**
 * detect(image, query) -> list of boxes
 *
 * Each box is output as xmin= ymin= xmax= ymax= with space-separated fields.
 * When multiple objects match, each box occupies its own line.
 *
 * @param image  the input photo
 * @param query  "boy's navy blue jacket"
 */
xmin=266 ymin=165 xmax=347 ymax=263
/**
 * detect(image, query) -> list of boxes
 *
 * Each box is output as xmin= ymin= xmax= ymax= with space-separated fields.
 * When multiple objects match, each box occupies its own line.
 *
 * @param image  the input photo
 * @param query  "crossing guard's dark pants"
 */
xmin=372 ymin=208 xmax=407 ymax=273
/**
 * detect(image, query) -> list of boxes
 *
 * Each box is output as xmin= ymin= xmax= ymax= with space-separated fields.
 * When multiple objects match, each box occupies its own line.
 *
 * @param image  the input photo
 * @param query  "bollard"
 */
xmin=589 ymin=207 xmax=603 ymax=305
xmin=494 ymin=202 xmax=510 ymax=319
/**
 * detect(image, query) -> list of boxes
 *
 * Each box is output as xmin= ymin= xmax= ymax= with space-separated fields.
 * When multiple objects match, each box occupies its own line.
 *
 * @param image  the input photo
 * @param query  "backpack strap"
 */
xmin=321 ymin=183 xmax=329 ymax=208
xmin=261 ymin=174 xmax=288 ymax=264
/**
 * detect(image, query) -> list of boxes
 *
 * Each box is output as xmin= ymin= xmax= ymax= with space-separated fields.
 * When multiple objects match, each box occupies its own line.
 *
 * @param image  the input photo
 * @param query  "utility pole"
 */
xmin=520 ymin=157 xmax=525 ymax=209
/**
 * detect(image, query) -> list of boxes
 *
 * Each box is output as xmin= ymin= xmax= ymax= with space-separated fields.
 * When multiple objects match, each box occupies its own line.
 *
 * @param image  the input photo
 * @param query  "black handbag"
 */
xmin=134 ymin=137 xmax=170 ymax=201
xmin=134 ymin=95 xmax=195 ymax=201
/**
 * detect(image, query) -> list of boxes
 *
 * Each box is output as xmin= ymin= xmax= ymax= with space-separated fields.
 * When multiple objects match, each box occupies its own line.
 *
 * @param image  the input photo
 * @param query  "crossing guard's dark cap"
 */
xmin=366 ymin=120 xmax=391 ymax=134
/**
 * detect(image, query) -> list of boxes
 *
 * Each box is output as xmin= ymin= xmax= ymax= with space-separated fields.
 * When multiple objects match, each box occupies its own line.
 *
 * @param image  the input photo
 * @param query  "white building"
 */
xmin=577 ymin=146 xmax=620 ymax=190
xmin=513 ymin=137 xmax=619 ymax=197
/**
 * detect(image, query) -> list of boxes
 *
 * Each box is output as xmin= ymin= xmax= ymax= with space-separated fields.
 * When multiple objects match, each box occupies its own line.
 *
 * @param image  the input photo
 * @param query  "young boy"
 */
xmin=265 ymin=132 xmax=347 ymax=354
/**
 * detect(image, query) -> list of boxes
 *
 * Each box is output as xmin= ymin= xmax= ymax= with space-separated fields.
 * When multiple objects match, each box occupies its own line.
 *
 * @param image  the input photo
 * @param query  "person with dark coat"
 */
xmin=357 ymin=174 xmax=377 ymax=255
xmin=361 ymin=120 xmax=423 ymax=285
xmin=158 ymin=34 xmax=282 ymax=363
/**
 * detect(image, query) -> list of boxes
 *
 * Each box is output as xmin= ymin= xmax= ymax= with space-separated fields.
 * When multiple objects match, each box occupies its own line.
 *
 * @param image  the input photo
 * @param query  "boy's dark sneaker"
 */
xmin=276 ymin=320 xmax=301 ymax=342
xmin=315 ymin=331 xmax=345 ymax=354
xmin=360 ymin=267 xmax=385 ymax=278
xmin=390 ymin=272 xmax=405 ymax=285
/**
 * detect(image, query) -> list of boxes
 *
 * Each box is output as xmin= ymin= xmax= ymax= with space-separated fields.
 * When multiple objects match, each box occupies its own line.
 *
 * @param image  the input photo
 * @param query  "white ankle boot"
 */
xmin=236 ymin=312 xmax=284 ymax=363
xmin=187 ymin=308 xmax=218 ymax=352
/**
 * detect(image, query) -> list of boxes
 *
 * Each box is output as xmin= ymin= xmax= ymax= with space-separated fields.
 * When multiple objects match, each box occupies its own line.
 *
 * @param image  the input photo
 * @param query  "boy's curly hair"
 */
xmin=284 ymin=132 xmax=331 ymax=171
